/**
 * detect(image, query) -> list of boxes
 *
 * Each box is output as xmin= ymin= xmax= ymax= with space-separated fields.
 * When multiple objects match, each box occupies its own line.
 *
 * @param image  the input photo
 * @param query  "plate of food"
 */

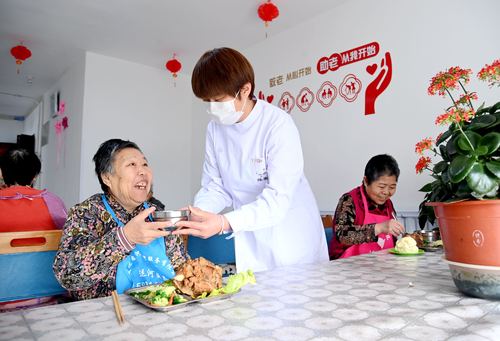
xmin=126 ymin=257 xmax=255 ymax=312
xmin=389 ymin=236 xmax=425 ymax=256
xmin=405 ymin=230 xmax=443 ymax=252
xmin=420 ymin=239 xmax=444 ymax=252
xmin=388 ymin=248 xmax=425 ymax=256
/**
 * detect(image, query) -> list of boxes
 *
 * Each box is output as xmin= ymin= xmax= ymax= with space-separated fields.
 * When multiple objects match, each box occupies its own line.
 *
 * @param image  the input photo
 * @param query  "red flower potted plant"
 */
xmin=415 ymin=60 xmax=500 ymax=299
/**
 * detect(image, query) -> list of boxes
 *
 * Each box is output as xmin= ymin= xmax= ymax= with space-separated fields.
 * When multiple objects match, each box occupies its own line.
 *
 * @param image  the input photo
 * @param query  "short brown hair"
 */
xmin=191 ymin=47 xmax=255 ymax=100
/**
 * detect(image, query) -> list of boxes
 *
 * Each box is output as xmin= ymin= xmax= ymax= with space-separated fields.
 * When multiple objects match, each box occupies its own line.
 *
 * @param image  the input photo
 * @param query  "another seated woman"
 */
xmin=0 ymin=147 xmax=67 ymax=310
xmin=329 ymin=154 xmax=405 ymax=259
xmin=0 ymin=147 xmax=67 ymax=232
xmin=53 ymin=139 xmax=188 ymax=300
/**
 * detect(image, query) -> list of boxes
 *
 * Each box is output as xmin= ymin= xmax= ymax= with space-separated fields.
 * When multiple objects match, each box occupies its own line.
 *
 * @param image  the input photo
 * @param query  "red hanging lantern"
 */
xmin=258 ymin=0 xmax=279 ymax=27
xmin=165 ymin=55 xmax=182 ymax=78
xmin=165 ymin=54 xmax=182 ymax=87
xmin=10 ymin=44 xmax=32 ymax=74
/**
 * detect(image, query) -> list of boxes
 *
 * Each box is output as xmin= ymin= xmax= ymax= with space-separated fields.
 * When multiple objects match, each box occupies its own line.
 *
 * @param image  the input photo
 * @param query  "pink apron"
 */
xmin=336 ymin=186 xmax=394 ymax=259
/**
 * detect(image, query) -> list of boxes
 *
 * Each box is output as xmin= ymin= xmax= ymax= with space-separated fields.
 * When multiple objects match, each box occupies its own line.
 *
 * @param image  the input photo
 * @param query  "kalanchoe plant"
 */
xmin=416 ymin=60 xmax=500 ymax=229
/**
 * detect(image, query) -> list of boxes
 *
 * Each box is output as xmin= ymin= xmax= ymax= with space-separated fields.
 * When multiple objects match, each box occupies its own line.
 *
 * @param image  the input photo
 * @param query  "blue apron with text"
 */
xmin=101 ymin=195 xmax=176 ymax=294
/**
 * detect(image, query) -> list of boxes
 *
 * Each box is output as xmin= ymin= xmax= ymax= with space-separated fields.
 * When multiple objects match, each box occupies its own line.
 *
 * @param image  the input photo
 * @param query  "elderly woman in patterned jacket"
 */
xmin=53 ymin=139 xmax=188 ymax=300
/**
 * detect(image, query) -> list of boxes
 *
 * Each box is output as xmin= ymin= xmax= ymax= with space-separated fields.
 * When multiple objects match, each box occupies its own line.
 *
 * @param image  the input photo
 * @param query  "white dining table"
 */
xmin=1 ymin=250 xmax=499 ymax=341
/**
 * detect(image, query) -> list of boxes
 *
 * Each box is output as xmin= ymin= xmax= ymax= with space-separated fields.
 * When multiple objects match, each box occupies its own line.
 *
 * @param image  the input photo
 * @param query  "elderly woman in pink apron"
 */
xmin=329 ymin=154 xmax=405 ymax=259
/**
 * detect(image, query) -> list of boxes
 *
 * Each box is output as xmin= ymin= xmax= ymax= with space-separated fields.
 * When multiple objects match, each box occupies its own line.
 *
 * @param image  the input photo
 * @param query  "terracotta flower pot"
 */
xmin=427 ymin=200 xmax=500 ymax=266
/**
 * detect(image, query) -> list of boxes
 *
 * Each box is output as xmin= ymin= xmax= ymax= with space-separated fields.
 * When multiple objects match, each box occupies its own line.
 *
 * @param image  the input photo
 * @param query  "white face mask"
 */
xmin=207 ymin=91 xmax=247 ymax=125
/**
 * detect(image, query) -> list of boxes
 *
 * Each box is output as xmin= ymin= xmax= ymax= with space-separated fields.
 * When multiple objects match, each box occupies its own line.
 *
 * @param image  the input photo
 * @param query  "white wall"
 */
xmin=217 ymin=0 xmax=499 ymax=213
xmin=23 ymin=103 xmax=42 ymax=153
xmin=189 ymin=98 xmax=210 ymax=199
xmin=81 ymin=52 xmax=193 ymax=208
xmin=0 ymin=119 xmax=23 ymax=143
xmin=40 ymin=51 xmax=86 ymax=208
xmin=23 ymin=104 xmax=40 ymax=137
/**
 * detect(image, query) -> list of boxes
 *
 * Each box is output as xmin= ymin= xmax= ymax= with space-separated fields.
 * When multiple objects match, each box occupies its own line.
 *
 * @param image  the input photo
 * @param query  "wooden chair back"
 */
xmin=321 ymin=214 xmax=334 ymax=245
xmin=0 ymin=229 xmax=66 ymax=303
xmin=0 ymin=230 xmax=62 ymax=254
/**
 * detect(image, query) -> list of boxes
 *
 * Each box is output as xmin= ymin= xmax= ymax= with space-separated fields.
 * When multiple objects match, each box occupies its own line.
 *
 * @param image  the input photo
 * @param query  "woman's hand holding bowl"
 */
xmin=123 ymin=207 xmax=172 ymax=245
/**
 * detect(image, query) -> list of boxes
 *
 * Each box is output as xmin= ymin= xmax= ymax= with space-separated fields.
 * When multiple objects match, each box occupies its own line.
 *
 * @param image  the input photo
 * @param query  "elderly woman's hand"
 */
xmin=173 ymin=206 xmax=228 ymax=239
xmin=375 ymin=219 xmax=405 ymax=237
xmin=123 ymin=207 xmax=172 ymax=245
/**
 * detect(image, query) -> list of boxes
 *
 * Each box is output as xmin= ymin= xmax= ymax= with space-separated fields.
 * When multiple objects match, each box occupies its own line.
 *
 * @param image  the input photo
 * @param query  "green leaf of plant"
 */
xmin=466 ymin=163 xmax=498 ymax=195
xmin=439 ymin=144 xmax=449 ymax=161
xmin=448 ymin=155 xmax=476 ymax=183
xmin=490 ymin=113 xmax=500 ymax=130
xmin=478 ymin=132 xmax=500 ymax=155
xmin=484 ymin=184 xmax=499 ymax=198
xmin=455 ymin=181 xmax=472 ymax=198
xmin=446 ymin=134 xmax=459 ymax=156
xmin=419 ymin=183 xmax=433 ymax=192
xmin=475 ymin=102 xmax=486 ymax=113
xmin=489 ymin=101 xmax=500 ymax=114
xmin=468 ymin=114 xmax=496 ymax=130
xmin=456 ymin=131 xmax=481 ymax=153
xmin=436 ymin=129 xmax=452 ymax=145
xmin=476 ymin=146 xmax=489 ymax=156
xmin=486 ymin=159 xmax=500 ymax=179
xmin=433 ymin=161 xmax=448 ymax=174
xmin=441 ymin=169 xmax=451 ymax=184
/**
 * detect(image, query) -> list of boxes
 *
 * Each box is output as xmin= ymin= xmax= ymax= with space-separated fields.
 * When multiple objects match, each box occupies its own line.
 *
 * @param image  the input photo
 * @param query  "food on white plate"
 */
xmin=128 ymin=257 xmax=256 ymax=307
xmin=173 ymin=257 xmax=223 ymax=298
xmin=395 ymin=236 xmax=419 ymax=254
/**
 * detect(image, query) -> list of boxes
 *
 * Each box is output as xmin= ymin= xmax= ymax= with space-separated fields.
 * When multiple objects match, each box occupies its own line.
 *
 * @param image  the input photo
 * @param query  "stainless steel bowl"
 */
xmin=152 ymin=210 xmax=190 ymax=227
xmin=417 ymin=229 xmax=440 ymax=244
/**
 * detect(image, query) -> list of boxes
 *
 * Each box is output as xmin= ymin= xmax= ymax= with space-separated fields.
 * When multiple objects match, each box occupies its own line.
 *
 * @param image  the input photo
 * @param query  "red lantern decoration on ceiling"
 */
xmin=165 ymin=53 xmax=182 ymax=87
xmin=166 ymin=55 xmax=182 ymax=78
xmin=10 ymin=44 xmax=32 ymax=74
xmin=258 ymin=0 xmax=279 ymax=28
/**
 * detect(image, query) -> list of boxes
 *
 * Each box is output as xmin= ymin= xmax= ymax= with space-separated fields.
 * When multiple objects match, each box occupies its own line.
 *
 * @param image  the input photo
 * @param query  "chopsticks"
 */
xmin=392 ymin=212 xmax=405 ymax=237
xmin=111 ymin=290 xmax=125 ymax=325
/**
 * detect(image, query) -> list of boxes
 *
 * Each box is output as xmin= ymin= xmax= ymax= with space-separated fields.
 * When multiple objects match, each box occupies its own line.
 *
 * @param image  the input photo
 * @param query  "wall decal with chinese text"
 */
xmin=296 ymin=87 xmax=314 ymax=112
xmin=316 ymin=42 xmax=380 ymax=75
xmin=316 ymin=81 xmax=337 ymax=108
xmin=278 ymin=91 xmax=295 ymax=113
xmin=269 ymin=66 xmax=312 ymax=88
xmin=339 ymin=74 xmax=362 ymax=102
xmin=365 ymin=52 xmax=392 ymax=115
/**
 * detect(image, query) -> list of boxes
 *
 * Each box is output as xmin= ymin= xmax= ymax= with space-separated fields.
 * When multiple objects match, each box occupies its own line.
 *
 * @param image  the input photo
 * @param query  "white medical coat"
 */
xmin=194 ymin=100 xmax=329 ymax=272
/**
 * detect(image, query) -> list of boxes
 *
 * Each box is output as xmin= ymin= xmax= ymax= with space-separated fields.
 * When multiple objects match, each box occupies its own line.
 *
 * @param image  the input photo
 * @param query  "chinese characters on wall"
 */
xmin=259 ymin=42 xmax=392 ymax=115
xmin=269 ymin=66 xmax=312 ymax=88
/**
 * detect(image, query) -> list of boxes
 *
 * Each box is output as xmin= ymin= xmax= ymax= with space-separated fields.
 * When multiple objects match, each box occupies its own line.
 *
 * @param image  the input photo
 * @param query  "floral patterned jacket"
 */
xmin=53 ymin=193 xmax=189 ymax=300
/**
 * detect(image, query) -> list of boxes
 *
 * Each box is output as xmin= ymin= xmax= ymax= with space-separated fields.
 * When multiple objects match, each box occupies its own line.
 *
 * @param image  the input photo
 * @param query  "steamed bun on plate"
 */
xmin=395 ymin=236 xmax=419 ymax=253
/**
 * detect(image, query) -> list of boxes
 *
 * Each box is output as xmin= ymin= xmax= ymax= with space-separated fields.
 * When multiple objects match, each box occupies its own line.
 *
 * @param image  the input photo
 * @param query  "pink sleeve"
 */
xmin=42 ymin=191 xmax=68 ymax=229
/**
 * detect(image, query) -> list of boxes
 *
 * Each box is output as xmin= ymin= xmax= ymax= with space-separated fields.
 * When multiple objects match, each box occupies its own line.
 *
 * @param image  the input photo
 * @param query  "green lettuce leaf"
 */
xmin=221 ymin=270 xmax=256 ymax=294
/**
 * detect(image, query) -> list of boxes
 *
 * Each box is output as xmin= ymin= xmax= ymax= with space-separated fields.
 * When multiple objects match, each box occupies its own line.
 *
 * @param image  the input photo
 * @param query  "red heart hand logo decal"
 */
xmin=266 ymin=95 xmax=274 ymax=103
xmin=366 ymin=64 xmax=377 ymax=75
xmin=258 ymin=91 xmax=264 ymax=100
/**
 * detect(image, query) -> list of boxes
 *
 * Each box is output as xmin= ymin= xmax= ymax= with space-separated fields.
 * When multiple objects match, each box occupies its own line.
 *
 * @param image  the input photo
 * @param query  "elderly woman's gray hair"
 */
xmin=93 ymin=139 xmax=141 ymax=193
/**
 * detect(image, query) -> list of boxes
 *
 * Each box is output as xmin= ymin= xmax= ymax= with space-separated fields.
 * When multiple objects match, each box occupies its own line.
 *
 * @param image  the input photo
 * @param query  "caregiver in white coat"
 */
xmin=174 ymin=47 xmax=328 ymax=272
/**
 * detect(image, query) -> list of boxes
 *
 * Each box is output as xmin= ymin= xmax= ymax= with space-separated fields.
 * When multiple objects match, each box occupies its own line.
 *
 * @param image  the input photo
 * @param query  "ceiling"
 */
xmin=0 ymin=0 xmax=347 ymax=119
